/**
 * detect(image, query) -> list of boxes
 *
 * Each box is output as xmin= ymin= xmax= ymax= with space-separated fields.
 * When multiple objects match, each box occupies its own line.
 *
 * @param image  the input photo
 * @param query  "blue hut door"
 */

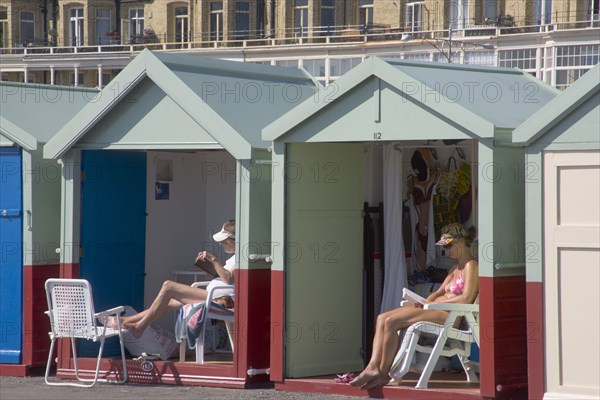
xmin=0 ymin=147 xmax=23 ymax=364
xmin=80 ymin=150 xmax=146 ymax=355
xmin=285 ymin=143 xmax=364 ymax=377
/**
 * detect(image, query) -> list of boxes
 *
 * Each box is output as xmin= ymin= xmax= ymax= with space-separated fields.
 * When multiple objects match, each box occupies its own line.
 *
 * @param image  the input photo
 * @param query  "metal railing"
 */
xmin=1 ymin=13 xmax=598 ymax=56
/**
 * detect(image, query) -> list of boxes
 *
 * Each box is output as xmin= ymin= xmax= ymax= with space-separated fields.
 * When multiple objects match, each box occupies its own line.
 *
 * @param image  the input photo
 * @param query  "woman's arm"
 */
xmin=196 ymin=251 xmax=234 ymax=284
xmin=212 ymin=258 xmax=234 ymax=285
xmin=434 ymin=260 xmax=479 ymax=304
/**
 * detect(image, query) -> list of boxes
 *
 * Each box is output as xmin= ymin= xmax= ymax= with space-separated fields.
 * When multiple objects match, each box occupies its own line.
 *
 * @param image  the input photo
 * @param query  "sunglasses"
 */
xmin=443 ymin=242 xmax=454 ymax=250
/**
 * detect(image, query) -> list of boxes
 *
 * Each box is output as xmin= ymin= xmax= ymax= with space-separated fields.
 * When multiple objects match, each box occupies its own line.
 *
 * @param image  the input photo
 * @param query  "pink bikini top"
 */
xmin=445 ymin=273 xmax=465 ymax=296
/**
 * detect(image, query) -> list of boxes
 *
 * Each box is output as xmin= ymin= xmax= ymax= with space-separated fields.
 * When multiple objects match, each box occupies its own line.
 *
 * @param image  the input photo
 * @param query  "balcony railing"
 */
xmin=1 ymin=13 xmax=598 ymax=56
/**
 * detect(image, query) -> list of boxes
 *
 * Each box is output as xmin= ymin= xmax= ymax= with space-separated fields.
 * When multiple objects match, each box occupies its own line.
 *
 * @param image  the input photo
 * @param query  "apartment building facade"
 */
xmin=0 ymin=1 xmax=598 ymax=88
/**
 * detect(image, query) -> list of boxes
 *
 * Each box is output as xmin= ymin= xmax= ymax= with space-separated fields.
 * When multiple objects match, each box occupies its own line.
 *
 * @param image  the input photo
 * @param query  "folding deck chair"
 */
xmin=44 ymin=278 xmax=127 ymax=387
xmin=389 ymin=296 xmax=480 ymax=389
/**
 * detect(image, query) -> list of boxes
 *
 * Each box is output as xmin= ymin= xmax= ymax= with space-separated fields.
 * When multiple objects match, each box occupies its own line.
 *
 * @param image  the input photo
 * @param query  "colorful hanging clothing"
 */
xmin=433 ymin=162 xmax=472 ymax=236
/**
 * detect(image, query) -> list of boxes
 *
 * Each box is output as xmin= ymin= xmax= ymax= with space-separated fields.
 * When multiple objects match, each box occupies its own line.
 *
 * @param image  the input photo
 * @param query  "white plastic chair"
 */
xmin=44 ymin=278 xmax=127 ymax=387
xmin=389 ymin=297 xmax=480 ymax=389
xmin=190 ymin=281 xmax=235 ymax=364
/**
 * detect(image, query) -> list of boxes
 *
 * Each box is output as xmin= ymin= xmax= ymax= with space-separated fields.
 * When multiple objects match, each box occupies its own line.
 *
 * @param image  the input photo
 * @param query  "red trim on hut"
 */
xmin=526 ymin=281 xmax=544 ymax=400
xmin=0 ymin=264 xmax=60 ymax=377
xmin=269 ymin=270 xmax=285 ymax=382
xmin=479 ymin=276 xmax=528 ymax=399
xmin=235 ymin=268 xmax=271 ymax=382
xmin=23 ymin=264 xmax=60 ymax=367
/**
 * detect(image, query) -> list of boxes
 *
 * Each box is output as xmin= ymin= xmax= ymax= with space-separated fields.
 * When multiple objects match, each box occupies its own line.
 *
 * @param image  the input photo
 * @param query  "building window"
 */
xmin=175 ymin=7 xmax=189 ymax=42
xmin=70 ymin=7 xmax=84 ymax=46
xmin=320 ymin=0 xmax=335 ymax=35
xmin=464 ymin=51 xmax=495 ymax=66
xmin=100 ymin=73 xmax=112 ymax=87
xmin=498 ymin=48 xmax=537 ymax=71
xmin=295 ymin=0 xmax=309 ymax=37
xmin=589 ymin=0 xmax=600 ymax=27
xmin=555 ymin=45 xmax=600 ymax=67
xmin=403 ymin=53 xmax=431 ymax=61
xmin=482 ymin=0 xmax=498 ymax=23
xmin=533 ymin=0 xmax=552 ymax=25
xmin=555 ymin=45 xmax=599 ymax=89
xmin=275 ymin=59 xmax=299 ymax=68
xmin=405 ymin=1 xmax=424 ymax=32
xmin=449 ymin=0 xmax=469 ymax=30
xmin=359 ymin=0 xmax=374 ymax=28
xmin=0 ymin=8 xmax=7 ymax=48
xmin=96 ymin=8 xmax=111 ymax=45
xmin=235 ymin=2 xmax=250 ymax=40
xmin=20 ymin=11 xmax=35 ymax=46
xmin=210 ymin=2 xmax=223 ymax=41
xmin=69 ymin=72 xmax=84 ymax=87
xmin=302 ymin=58 xmax=326 ymax=78
xmin=330 ymin=57 xmax=362 ymax=78
xmin=555 ymin=69 xmax=589 ymax=90
xmin=433 ymin=51 xmax=452 ymax=63
xmin=129 ymin=8 xmax=144 ymax=38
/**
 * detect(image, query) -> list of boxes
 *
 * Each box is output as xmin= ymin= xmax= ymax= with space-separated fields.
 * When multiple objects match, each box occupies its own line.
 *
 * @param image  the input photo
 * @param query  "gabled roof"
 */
xmin=44 ymin=49 xmax=319 ymax=159
xmin=513 ymin=63 xmax=600 ymax=145
xmin=0 ymin=82 xmax=99 ymax=151
xmin=263 ymin=57 xmax=558 ymax=142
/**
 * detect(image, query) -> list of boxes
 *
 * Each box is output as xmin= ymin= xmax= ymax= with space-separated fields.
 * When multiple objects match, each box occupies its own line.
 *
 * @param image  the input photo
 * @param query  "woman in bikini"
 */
xmin=350 ymin=223 xmax=478 ymax=390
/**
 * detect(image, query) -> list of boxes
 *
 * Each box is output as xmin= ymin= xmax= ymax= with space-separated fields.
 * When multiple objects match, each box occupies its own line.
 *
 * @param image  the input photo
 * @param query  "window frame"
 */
xmin=19 ymin=10 xmax=35 ymax=45
xmin=209 ymin=2 xmax=224 ymax=41
xmin=320 ymin=0 xmax=335 ymax=36
xmin=0 ymin=8 xmax=8 ymax=48
xmin=69 ymin=7 xmax=85 ymax=47
xmin=129 ymin=8 xmax=145 ymax=38
xmin=96 ymin=8 xmax=112 ymax=45
xmin=405 ymin=1 xmax=424 ymax=32
xmin=175 ymin=6 xmax=189 ymax=43
xmin=358 ymin=0 xmax=374 ymax=29
xmin=235 ymin=2 xmax=250 ymax=40
xmin=295 ymin=0 xmax=309 ymax=37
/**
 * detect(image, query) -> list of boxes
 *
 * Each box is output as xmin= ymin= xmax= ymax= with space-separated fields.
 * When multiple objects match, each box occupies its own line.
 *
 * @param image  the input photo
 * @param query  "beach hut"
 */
xmin=262 ymin=57 xmax=559 ymax=399
xmin=0 ymin=82 xmax=99 ymax=376
xmin=42 ymin=49 xmax=319 ymax=387
xmin=513 ymin=64 xmax=600 ymax=400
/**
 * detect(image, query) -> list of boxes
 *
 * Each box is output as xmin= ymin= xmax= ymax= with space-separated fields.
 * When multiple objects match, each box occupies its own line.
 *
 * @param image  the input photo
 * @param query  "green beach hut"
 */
xmin=43 ymin=49 xmax=320 ymax=387
xmin=263 ymin=57 xmax=559 ymax=399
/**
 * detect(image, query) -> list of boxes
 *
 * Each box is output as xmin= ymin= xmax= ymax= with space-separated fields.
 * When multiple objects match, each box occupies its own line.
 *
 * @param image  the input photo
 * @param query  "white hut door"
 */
xmin=285 ymin=142 xmax=364 ymax=378
xmin=543 ymin=151 xmax=600 ymax=399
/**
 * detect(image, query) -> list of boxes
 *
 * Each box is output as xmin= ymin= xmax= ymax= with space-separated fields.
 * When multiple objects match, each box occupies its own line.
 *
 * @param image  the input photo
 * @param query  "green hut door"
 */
xmin=285 ymin=143 xmax=364 ymax=378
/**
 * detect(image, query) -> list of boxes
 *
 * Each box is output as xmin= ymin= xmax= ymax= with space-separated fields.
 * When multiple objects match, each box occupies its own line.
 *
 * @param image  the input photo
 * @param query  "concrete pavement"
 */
xmin=0 ymin=376 xmax=364 ymax=400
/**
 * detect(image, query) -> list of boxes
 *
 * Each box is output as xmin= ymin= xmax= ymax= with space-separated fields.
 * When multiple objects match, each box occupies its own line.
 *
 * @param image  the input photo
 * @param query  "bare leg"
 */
xmin=123 ymin=281 xmax=208 ymax=337
xmin=350 ymin=309 xmax=400 ymax=388
xmin=352 ymin=307 xmax=449 ymax=390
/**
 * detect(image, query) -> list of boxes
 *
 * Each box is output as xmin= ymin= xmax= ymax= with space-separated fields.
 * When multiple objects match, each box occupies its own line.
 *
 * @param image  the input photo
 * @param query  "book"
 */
xmin=403 ymin=288 xmax=429 ymax=305
xmin=193 ymin=259 xmax=218 ymax=278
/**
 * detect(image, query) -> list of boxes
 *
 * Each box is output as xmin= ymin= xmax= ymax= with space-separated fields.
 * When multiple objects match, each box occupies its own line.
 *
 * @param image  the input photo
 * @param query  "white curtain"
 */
xmin=380 ymin=143 xmax=408 ymax=312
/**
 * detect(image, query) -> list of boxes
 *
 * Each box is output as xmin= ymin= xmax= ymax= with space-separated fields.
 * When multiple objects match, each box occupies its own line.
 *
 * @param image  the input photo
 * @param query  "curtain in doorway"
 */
xmin=380 ymin=143 xmax=408 ymax=312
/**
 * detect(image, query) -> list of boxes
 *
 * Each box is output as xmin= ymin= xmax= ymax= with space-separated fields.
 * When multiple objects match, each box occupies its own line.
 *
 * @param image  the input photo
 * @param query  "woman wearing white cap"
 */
xmin=119 ymin=220 xmax=236 ymax=337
